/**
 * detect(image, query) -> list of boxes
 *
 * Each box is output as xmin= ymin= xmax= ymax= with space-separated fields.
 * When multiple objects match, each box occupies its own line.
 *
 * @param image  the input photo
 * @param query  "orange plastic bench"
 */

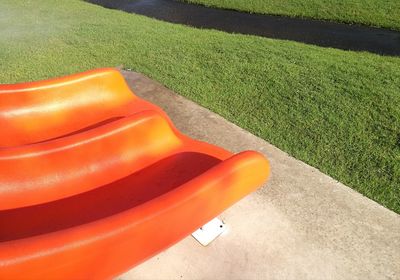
xmin=0 ymin=68 xmax=270 ymax=279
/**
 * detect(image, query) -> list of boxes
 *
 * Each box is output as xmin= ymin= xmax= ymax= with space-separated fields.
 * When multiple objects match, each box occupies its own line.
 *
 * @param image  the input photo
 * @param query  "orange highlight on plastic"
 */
xmin=0 ymin=68 xmax=270 ymax=279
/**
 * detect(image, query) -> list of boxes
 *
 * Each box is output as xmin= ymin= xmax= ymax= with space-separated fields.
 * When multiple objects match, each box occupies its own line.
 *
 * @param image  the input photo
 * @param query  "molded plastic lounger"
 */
xmin=0 ymin=68 xmax=165 ymax=148
xmin=0 ymin=69 xmax=270 ymax=279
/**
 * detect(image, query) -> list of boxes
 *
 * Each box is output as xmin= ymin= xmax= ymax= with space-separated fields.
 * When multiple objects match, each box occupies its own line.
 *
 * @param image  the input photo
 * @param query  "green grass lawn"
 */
xmin=181 ymin=0 xmax=400 ymax=31
xmin=1 ymin=0 xmax=399 ymax=213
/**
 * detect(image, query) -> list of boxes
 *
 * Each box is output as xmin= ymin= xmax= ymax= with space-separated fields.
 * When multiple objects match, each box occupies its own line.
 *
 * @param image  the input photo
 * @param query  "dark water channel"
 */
xmin=86 ymin=0 xmax=400 ymax=56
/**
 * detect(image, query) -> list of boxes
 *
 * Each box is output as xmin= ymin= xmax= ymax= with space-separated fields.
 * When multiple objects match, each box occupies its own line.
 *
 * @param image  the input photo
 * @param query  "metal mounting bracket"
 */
xmin=191 ymin=218 xmax=226 ymax=246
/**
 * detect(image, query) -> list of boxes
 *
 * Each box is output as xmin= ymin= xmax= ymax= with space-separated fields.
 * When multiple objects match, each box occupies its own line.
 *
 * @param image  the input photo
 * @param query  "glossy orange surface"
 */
xmin=0 ymin=68 xmax=270 ymax=279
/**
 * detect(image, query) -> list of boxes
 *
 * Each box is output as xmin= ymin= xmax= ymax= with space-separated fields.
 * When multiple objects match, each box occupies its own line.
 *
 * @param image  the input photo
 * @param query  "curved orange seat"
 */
xmin=0 ymin=68 xmax=164 ymax=147
xmin=0 ymin=69 xmax=270 ymax=279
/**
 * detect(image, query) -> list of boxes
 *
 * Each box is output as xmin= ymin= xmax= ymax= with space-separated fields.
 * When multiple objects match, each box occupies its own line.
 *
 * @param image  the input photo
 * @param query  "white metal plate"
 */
xmin=191 ymin=218 xmax=226 ymax=246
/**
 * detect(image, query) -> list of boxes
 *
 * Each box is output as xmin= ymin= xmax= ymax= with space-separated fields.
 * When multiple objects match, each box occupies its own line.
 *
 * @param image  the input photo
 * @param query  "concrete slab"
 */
xmin=119 ymin=70 xmax=400 ymax=280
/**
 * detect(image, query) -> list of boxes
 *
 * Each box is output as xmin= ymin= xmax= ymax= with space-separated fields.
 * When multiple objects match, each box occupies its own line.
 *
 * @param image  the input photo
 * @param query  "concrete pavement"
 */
xmin=119 ymin=70 xmax=400 ymax=280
